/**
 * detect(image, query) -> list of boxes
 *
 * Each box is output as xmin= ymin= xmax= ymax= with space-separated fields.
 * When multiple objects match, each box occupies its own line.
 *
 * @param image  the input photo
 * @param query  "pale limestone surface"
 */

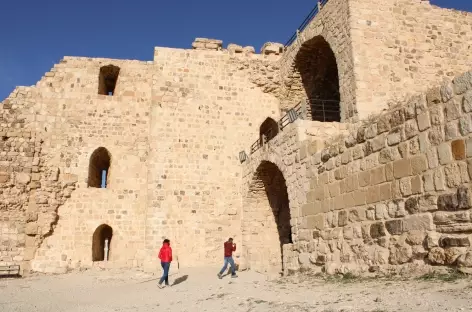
xmin=1 ymin=0 xmax=472 ymax=279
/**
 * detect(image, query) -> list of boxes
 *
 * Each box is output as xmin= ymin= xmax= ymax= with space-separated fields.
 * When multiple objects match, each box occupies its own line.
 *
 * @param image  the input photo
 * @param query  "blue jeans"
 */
xmin=159 ymin=262 xmax=170 ymax=285
xmin=219 ymin=256 xmax=236 ymax=276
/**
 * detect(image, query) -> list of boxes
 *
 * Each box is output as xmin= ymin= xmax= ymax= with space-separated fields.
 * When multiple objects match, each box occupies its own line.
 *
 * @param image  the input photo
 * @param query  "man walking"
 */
xmin=217 ymin=237 xmax=237 ymax=279
xmin=158 ymin=239 xmax=172 ymax=288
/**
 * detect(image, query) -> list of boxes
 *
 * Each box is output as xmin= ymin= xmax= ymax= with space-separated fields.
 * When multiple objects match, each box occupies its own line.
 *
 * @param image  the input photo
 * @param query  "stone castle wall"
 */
xmin=242 ymin=70 xmax=472 ymax=275
xmin=350 ymin=0 xmax=472 ymax=119
xmin=279 ymin=0 xmax=472 ymax=122
xmin=1 ymin=0 xmax=472 ymax=277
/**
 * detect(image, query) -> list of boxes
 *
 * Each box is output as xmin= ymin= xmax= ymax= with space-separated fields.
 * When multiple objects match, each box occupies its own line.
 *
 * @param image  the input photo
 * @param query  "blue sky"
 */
xmin=0 ymin=0 xmax=470 ymax=101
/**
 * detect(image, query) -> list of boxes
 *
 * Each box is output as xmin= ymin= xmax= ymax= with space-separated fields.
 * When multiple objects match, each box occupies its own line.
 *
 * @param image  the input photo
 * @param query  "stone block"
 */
xmin=358 ymin=171 xmax=370 ymax=187
xmin=419 ymin=195 xmax=437 ymax=212
xmin=370 ymin=222 xmax=386 ymax=238
xmin=444 ymin=163 xmax=461 ymax=188
xmin=457 ymin=252 xmax=472 ymax=268
xmin=16 ymin=173 xmax=31 ymax=185
xmin=227 ymin=43 xmax=243 ymax=53
xmin=405 ymin=119 xmax=418 ymax=139
xmin=417 ymin=112 xmax=431 ymax=131
xmin=25 ymin=222 xmax=38 ymax=236
xmin=399 ymin=177 xmax=412 ymax=196
xmin=301 ymin=203 xmax=315 ymax=216
xmin=306 ymin=215 xmax=325 ymax=230
xmin=459 ymin=116 xmax=472 ymax=136
xmin=441 ymin=80 xmax=454 ymax=103
xmin=426 ymin=87 xmax=441 ymax=106
xmin=370 ymin=166 xmax=386 ymax=185
xmin=385 ymin=219 xmax=402 ymax=235
xmin=410 ymin=175 xmax=422 ymax=194
xmin=457 ymin=186 xmax=472 ymax=209
xmin=463 ymin=91 xmax=472 ymax=113
xmin=338 ymin=210 xmax=348 ymax=227
xmin=379 ymin=182 xmax=392 ymax=201
xmin=439 ymin=236 xmax=470 ymax=248
xmin=403 ymin=214 xmax=433 ymax=232
xmin=410 ymin=155 xmax=427 ymax=175
xmin=0 ymin=172 xmax=9 ymax=183
xmin=393 ymin=159 xmax=411 ymax=179
xmin=387 ymin=127 xmax=402 ymax=146
xmin=452 ymin=71 xmax=472 ymax=95
xmin=438 ymin=192 xmax=458 ymax=212
xmin=437 ymin=143 xmax=453 ymax=165
xmin=366 ymin=185 xmax=380 ymax=204
xmin=389 ymin=244 xmax=412 ymax=264
xmin=451 ymin=139 xmax=466 ymax=160
xmin=426 ymin=232 xmax=441 ymax=249
xmin=406 ymin=230 xmax=426 ymax=246
xmin=427 ymin=247 xmax=445 ymax=264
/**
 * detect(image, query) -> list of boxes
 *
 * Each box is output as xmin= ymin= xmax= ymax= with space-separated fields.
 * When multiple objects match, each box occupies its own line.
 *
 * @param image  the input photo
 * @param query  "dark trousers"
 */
xmin=159 ymin=261 xmax=170 ymax=285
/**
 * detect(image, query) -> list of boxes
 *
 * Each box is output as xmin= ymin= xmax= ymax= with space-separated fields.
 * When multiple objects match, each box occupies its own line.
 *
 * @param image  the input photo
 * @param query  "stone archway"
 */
xmin=242 ymin=161 xmax=292 ymax=276
xmin=295 ymin=35 xmax=341 ymax=122
xmin=92 ymin=224 xmax=113 ymax=261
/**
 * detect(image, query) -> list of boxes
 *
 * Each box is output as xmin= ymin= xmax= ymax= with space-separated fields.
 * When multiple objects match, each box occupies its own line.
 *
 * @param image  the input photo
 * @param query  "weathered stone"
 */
xmin=261 ymin=42 xmax=283 ymax=55
xmin=405 ymin=197 xmax=419 ymax=214
xmin=0 ymin=172 xmax=9 ymax=183
xmin=389 ymin=243 xmax=412 ymax=265
xmin=457 ymin=252 xmax=472 ymax=268
xmin=406 ymin=230 xmax=426 ymax=246
xmin=403 ymin=214 xmax=434 ymax=232
xmin=439 ymin=236 xmax=470 ymax=248
xmin=444 ymin=247 xmax=464 ymax=265
xmin=25 ymin=223 xmax=38 ymax=236
xmin=370 ymin=222 xmax=386 ymax=238
xmin=453 ymin=71 xmax=472 ymax=95
xmin=428 ymin=247 xmax=445 ymax=264
xmin=426 ymin=232 xmax=442 ymax=249
xmin=227 ymin=44 xmax=243 ymax=53
xmin=385 ymin=219 xmax=402 ymax=235
xmin=16 ymin=173 xmax=31 ymax=184
xmin=437 ymin=193 xmax=459 ymax=211
xmin=463 ymin=91 xmax=472 ymax=113
xmin=440 ymin=80 xmax=454 ymax=103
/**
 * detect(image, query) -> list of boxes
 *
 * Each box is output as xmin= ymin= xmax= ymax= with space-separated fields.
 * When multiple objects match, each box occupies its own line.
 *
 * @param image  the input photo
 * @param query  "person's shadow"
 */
xmin=172 ymin=275 xmax=188 ymax=286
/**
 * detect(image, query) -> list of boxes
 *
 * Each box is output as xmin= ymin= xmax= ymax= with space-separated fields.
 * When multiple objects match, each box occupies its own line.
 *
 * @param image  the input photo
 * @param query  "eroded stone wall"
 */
xmin=298 ymin=71 xmax=472 ymax=274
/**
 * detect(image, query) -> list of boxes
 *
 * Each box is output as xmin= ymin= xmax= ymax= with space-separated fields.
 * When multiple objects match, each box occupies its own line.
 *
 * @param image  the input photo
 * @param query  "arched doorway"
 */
xmin=88 ymin=147 xmax=111 ymax=188
xmin=92 ymin=224 xmax=113 ymax=261
xmin=242 ymin=161 xmax=292 ymax=276
xmin=259 ymin=118 xmax=279 ymax=146
xmin=295 ymin=35 xmax=341 ymax=122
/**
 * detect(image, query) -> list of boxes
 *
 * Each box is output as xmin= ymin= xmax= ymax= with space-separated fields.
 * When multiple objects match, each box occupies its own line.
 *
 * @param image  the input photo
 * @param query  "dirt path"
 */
xmin=1 ymin=267 xmax=472 ymax=312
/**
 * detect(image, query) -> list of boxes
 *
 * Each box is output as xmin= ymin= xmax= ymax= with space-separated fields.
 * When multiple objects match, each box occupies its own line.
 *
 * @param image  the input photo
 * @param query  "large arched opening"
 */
xmin=259 ymin=117 xmax=279 ymax=146
xmin=295 ymin=35 xmax=341 ymax=122
xmin=242 ymin=161 xmax=292 ymax=276
xmin=92 ymin=224 xmax=113 ymax=261
xmin=88 ymin=147 xmax=111 ymax=188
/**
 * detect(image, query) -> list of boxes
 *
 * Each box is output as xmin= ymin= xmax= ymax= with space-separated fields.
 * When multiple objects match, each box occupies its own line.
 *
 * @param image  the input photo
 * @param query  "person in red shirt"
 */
xmin=217 ymin=238 xmax=237 ymax=279
xmin=158 ymin=239 xmax=173 ymax=288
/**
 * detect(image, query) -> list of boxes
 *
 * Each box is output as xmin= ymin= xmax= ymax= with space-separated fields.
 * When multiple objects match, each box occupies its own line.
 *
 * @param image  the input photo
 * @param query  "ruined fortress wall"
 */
xmin=27 ymin=58 xmax=154 ymax=272
xmin=350 ymin=0 xmax=472 ymax=119
xmin=144 ymin=48 xmax=281 ymax=268
xmin=242 ymin=70 xmax=472 ymax=275
xmin=298 ymin=71 xmax=472 ymax=273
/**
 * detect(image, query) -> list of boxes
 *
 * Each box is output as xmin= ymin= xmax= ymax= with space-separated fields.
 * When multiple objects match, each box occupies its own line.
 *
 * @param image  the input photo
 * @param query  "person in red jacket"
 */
xmin=158 ymin=239 xmax=172 ymax=288
xmin=217 ymin=238 xmax=237 ymax=279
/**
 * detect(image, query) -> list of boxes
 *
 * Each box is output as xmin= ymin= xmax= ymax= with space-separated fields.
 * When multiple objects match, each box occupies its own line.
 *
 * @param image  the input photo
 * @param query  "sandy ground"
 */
xmin=1 ymin=267 xmax=472 ymax=312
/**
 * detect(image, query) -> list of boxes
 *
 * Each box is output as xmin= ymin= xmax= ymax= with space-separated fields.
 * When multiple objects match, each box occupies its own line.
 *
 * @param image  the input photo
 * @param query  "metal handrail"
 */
xmin=249 ymin=102 xmax=304 ymax=155
xmin=284 ymin=0 xmax=329 ymax=47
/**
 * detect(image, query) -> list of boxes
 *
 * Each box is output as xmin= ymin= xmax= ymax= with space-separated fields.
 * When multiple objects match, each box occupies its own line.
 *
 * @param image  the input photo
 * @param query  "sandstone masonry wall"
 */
xmin=350 ymin=0 xmax=472 ymax=119
xmin=298 ymin=70 xmax=472 ymax=273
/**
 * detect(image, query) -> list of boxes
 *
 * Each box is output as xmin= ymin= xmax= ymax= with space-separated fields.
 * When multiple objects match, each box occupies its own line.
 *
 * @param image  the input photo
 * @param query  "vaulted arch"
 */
xmin=295 ymin=35 xmax=340 ymax=122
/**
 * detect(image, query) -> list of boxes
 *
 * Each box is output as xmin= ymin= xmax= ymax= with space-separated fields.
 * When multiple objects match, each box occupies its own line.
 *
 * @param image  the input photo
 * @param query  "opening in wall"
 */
xmin=88 ymin=147 xmax=111 ymax=188
xmin=98 ymin=65 xmax=120 ymax=96
xmin=295 ymin=35 xmax=341 ymax=122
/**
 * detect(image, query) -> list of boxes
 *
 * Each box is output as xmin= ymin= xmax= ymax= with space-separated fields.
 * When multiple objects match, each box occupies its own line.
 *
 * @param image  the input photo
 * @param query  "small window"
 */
xmin=98 ymin=65 xmax=120 ymax=96
xmin=88 ymin=147 xmax=111 ymax=188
